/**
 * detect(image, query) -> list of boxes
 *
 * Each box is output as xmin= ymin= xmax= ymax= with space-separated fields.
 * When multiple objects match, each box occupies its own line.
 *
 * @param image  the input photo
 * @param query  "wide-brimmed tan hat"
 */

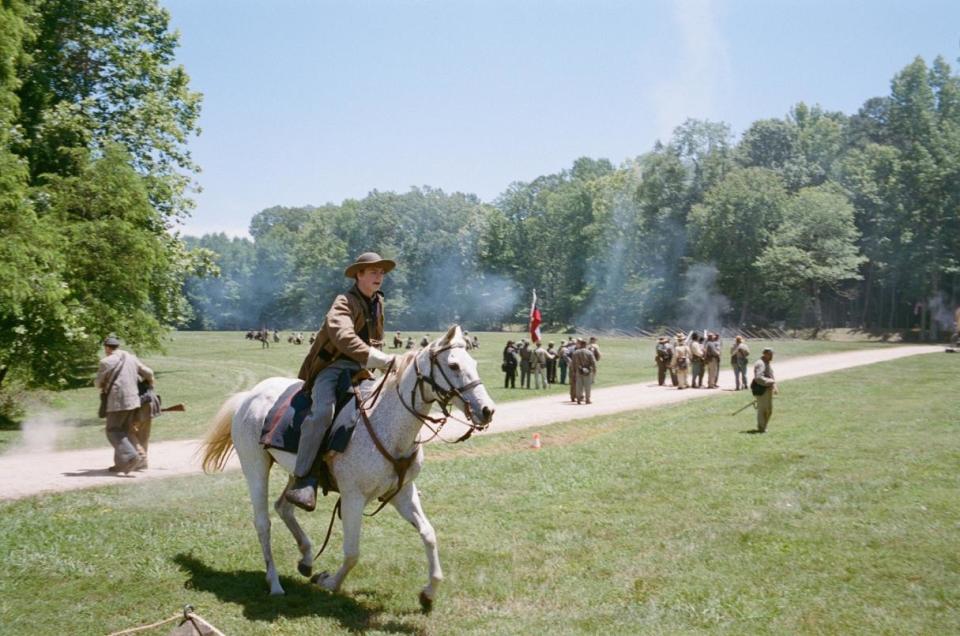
xmin=344 ymin=252 xmax=396 ymax=278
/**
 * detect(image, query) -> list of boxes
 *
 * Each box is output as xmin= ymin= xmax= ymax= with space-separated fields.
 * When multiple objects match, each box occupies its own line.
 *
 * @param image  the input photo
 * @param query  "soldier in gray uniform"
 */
xmin=671 ymin=333 xmax=691 ymax=389
xmin=730 ymin=335 xmax=750 ymax=390
xmin=519 ymin=340 xmax=531 ymax=388
xmin=655 ymin=336 xmax=675 ymax=386
xmin=571 ymin=338 xmax=597 ymax=404
xmin=530 ymin=341 xmax=548 ymax=389
xmin=96 ymin=335 xmax=154 ymax=474
xmin=752 ymin=348 xmax=777 ymax=432
xmin=704 ymin=332 xmax=721 ymax=388
xmin=545 ymin=342 xmax=557 ymax=383
xmin=689 ymin=332 xmax=705 ymax=388
xmin=559 ymin=338 xmax=574 ymax=385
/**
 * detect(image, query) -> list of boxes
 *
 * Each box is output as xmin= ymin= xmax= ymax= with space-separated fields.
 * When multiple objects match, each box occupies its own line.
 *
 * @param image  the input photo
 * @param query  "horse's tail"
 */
xmin=200 ymin=392 xmax=247 ymax=473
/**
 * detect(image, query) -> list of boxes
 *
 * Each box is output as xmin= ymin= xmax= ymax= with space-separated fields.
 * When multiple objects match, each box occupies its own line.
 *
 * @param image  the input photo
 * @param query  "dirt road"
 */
xmin=0 ymin=345 xmax=939 ymax=501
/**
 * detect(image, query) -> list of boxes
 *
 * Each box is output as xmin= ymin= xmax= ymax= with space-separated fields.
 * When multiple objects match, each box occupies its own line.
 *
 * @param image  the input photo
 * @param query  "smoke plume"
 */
xmin=679 ymin=263 xmax=730 ymax=333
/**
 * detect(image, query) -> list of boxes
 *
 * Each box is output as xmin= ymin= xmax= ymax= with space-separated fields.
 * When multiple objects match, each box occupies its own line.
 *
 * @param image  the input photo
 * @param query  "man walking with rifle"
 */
xmin=752 ymin=348 xmax=778 ymax=433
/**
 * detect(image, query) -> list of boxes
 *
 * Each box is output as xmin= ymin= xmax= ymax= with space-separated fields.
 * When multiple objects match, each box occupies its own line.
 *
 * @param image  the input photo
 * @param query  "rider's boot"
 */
xmin=286 ymin=416 xmax=325 ymax=512
xmin=286 ymin=476 xmax=319 ymax=511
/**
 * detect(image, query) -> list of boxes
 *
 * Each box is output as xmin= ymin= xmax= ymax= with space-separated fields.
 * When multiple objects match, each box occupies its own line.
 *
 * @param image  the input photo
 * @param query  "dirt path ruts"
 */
xmin=0 ymin=345 xmax=940 ymax=501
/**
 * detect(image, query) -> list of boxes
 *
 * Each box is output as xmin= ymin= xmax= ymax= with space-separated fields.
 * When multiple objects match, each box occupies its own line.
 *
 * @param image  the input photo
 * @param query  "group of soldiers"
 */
xmin=502 ymin=336 xmax=601 ymax=404
xmin=655 ymin=332 xmax=776 ymax=432
xmin=245 ymin=329 xmax=312 ymax=346
xmin=391 ymin=331 xmax=480 ymax=350
xmin=654 ymin=331 xmax=731 ymax=390
xmin=242 ymin=328 xmax=300 ymax=345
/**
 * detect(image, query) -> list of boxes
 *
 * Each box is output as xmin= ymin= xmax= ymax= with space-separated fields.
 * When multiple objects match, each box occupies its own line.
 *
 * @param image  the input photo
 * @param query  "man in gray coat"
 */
xmin=753 ymin=348 xmax=777 ymax=432
xmin=531 ymin=341 xmax=551 ymax=389
xmin=96 ymin=335 xmax=154 ymax=474
xmin=571 ymin=338 xmax=597 ymax=404
xmin=519 ymin=340 xmax=531 ymax=389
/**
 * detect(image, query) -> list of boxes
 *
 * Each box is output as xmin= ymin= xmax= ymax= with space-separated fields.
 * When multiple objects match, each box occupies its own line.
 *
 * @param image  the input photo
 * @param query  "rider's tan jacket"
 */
xmin=298 ymin=285 xmax=385 ymax=391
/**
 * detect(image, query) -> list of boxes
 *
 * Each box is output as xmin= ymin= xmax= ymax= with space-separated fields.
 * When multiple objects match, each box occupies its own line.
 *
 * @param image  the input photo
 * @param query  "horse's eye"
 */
xmin=449 ymin=363 xmax=460 ymax=372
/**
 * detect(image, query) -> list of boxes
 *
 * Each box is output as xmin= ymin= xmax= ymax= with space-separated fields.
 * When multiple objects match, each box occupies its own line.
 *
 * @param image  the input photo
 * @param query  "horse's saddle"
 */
xmin=259 ymin=370 xmax=363 ymax=456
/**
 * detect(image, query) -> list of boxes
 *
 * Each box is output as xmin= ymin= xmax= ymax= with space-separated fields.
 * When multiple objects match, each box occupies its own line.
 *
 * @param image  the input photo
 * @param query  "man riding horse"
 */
xmin=286 ymin=252 xmax=398 ymax=511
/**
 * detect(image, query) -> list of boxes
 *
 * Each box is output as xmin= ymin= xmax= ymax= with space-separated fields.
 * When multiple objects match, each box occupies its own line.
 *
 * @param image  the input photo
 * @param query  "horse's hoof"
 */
xmin=269 ymin=586 xmax=285 ymax=596
xmin=310 ymin=571 xmax=330 ymax=585
xmin=297 ymin=562 xmax=312 ymax=578
xmin=310 ymin=571 xmax=335 ymax=588
xmin=419 ymin=591 xmax=433 ymax=614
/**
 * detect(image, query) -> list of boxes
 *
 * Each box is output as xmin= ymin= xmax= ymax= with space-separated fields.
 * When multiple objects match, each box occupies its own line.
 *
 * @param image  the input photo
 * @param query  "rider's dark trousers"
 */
xmin=295 ymin=358 xmax=361 ymax=477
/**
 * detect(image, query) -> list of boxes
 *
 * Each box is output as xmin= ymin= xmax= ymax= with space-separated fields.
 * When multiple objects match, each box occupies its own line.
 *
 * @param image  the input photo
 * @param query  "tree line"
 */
xmin=2 ymin=0 xmax=958 ymax=402
xmin=185 ymin=56 xmax=960 ymax=341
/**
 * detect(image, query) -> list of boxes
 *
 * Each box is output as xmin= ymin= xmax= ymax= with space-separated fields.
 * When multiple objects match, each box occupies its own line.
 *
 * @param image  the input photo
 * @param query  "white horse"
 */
xmin=200 ymin=325 xmax=495 ymax=610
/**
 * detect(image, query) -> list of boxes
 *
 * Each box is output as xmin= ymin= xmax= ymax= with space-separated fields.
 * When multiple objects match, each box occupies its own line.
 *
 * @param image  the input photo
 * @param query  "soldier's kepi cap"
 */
xmin=762 ymin=347 xmax=774 ymax=354
xmin=103 ymin=334 xmax=121 ymax=347
xmin=344 ymin=252 xmax=396 ymax=278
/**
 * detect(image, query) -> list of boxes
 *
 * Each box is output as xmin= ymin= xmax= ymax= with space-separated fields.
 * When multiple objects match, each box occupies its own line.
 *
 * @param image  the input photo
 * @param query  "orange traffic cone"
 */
xmin=530 ymin=433 xmax=541 ymax=450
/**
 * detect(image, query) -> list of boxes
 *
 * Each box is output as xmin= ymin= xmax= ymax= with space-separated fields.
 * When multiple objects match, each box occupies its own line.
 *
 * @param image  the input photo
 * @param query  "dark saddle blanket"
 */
xmin=259 ymin=370 xmax=363 ymax=455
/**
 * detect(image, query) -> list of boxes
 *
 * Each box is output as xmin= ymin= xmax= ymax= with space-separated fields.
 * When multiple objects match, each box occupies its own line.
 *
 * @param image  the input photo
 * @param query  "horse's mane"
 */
xmin=374 ymin=330 xmax=466 ymax=393
xmin=378 ymin=348 xmax=420 ymax=391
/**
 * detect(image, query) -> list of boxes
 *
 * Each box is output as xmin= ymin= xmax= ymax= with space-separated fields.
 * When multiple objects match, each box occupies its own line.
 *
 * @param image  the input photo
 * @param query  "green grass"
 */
xmin=1 ymin=353 xmax=957 ymax=634
xmin=1 ymin=331 xmax=893 ymax=454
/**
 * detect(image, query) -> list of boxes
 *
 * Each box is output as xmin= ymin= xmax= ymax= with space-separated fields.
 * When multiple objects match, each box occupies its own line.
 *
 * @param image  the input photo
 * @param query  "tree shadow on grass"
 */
xmin=173 ymin=553 xmax=423 ymax=634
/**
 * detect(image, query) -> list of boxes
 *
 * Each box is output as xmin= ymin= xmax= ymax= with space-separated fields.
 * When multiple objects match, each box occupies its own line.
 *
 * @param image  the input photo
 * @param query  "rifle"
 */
xmin=730 ymin=400 xmax=756 ymax=416
xmin=161 ymin=403 xmax=186 ymax=412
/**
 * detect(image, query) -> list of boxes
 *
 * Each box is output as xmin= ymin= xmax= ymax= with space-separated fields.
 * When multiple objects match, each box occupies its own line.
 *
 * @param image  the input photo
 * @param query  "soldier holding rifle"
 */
xmin=752 ymin=348 xmax=777 ymax=433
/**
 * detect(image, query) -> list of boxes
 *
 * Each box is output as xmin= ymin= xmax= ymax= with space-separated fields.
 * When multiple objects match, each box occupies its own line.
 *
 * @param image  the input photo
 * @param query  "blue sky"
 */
xmin=163 ymin=0 xmax=960 ymax=237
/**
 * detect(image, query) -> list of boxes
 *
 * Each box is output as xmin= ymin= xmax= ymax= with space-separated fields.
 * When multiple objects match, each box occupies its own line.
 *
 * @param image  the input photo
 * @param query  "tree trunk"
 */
xmin=929 ymin=273 xmax=940 ymax=341
xmin=812 ymin=282 xmax=823 ymax=335
xmin=877 ymin=282 xmax=885 ymax=332
xmin=738 ymin=273 xmax=749 ymax=326
xmin=860 ymin=263 xmax=874 ymax=328
xmin=888 ymin=285 xmax=896 ymax=330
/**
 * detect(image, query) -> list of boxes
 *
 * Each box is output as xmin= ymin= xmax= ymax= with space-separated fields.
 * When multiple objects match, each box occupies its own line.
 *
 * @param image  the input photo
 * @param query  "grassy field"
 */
xmin=1 ymin=353 xmax=957 ymax=634
xmin=2 ymin=331 xmax=892 ymax=454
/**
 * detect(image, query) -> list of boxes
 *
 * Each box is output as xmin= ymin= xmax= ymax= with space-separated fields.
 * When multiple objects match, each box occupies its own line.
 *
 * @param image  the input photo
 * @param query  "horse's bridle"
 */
xmin=403 ymin=342 xmax=486 ymax=438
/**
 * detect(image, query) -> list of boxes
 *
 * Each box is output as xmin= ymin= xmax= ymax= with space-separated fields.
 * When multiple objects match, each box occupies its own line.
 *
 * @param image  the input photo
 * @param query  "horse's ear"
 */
xmin=440 ymin=324 xmax=460 ymax=344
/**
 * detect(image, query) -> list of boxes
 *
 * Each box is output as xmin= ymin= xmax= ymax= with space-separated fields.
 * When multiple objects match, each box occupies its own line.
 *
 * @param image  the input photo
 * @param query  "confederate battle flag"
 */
xmin=529 ymin=289 xmax=542 ymax=343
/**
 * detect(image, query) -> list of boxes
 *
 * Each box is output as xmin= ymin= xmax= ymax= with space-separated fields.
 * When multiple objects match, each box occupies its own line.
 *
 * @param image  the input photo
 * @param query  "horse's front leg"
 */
xmin=312 ymin=491 xmax=365 ymax=592
xmin=390 ymin=482 xmax=443 ymax=612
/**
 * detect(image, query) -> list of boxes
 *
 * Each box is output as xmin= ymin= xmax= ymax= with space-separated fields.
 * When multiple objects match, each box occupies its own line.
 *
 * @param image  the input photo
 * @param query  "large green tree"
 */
xmin=689 ymin=167 xmax=788 ymax=324
xmin=755 ymin=186 xmax=865 ymax=329
xmin=1 ymin=0 xmax=204 ymax=395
